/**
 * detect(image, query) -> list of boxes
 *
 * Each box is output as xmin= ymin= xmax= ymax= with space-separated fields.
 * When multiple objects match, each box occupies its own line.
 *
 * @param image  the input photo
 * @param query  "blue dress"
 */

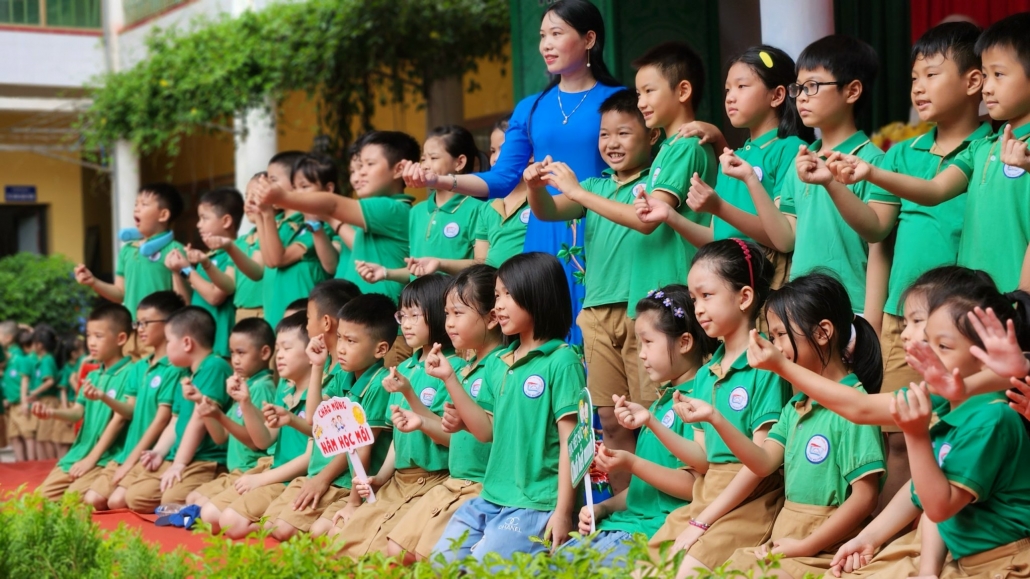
xmin=476 ymin=82 xmax=625 ymax=345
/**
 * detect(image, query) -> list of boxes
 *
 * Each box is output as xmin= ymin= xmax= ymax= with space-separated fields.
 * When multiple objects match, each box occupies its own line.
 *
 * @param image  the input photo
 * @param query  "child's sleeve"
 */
xmin=122 ymin=362 xmax=143 ymax=400
xmin=114 ymin=244 xmax=133 ymax=278
xmin=250 ymin=378 xmax=276 ymax=410
xmin=777 ymin=169 xmax=800 ymax=215
xmin=650 ymin=140 xmax=710 ymax=206
xmin=765 ymin=403 xmax=794 ymax=447
xmin=936 ymin=407 xmax=1016 ymax=502
xmin=857 ymin=150 xmax=898 ymax=205
xmin=549 ymin=348 xmax=586 ymax=421
xmin=836 ymin=421 xmax=886 ymax=485
xmin=748 ymin=371 xmax=792 ymax=434
xmin=361 ymin=381 xmax=393 ymax=430
xmin=193 ymin=364 xmax=233 ymax=409
xmin=359 ymin=197 xmax=410 ymax=240
xmin=41 ymin=356 xmax=58 ymax=382
xmin=77 ymin=370 xmax=102 ymax=405
xmin=948 ymin=138 xmax=985 ymax=183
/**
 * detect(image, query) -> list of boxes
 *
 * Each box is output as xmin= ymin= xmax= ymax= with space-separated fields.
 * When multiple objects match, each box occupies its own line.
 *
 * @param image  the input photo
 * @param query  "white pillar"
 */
xmin=760 ymin=0 xmax=834 ymax=60
xmin=112 ymin=139 xmax=140 ymax=242
xmin=234 ymin=105 xmax=277 ymax=234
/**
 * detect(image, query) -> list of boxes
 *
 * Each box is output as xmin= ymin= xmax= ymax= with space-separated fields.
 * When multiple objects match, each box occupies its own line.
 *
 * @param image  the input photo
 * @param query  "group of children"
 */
xmin=8 ymin=6 xmax=1030 ymax=577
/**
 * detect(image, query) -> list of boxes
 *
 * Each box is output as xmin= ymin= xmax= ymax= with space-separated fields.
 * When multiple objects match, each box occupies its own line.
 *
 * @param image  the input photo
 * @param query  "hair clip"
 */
xmin=759 ymin=51 xmax=774 ymax=69
xmin=646 ymin=289 xmax=657 ymax=298
xmin=673 ymin=307 xmax=686 ymax=319
xmin=654 ymin=291 xmax=665 ymax=299
xmin=663 ymin=298 xmax=673 ymax=308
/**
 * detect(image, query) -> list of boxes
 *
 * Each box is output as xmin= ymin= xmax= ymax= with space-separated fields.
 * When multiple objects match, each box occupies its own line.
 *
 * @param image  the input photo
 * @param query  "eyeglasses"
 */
xmin=787 ymin=80 xmax=845 ymax=98
xmin=394 ymin=312 xmax=424 ymax=324
xmin=133 ymin=319 xmax=167 ymax=330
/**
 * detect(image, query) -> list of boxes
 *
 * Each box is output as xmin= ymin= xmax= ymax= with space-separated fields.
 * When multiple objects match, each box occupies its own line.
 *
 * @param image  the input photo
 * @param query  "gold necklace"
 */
xmin=557 ymin=82 xmax=597 ymax=125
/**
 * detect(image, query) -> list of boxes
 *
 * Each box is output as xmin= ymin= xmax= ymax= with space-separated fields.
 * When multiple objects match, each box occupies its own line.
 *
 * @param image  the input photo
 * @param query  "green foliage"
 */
xmin=77 ymin=0 xmax=510 ymax=159
xmin=0 ymin=253 xmax=93 ymax=333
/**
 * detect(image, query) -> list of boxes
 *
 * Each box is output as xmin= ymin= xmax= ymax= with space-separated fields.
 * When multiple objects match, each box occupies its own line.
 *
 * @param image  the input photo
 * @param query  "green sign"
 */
xmin=568 ymin=389 xmax=595 ymax=485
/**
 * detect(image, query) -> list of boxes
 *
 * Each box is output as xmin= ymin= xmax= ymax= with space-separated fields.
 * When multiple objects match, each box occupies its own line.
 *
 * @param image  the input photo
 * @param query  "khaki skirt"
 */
xmin=941 ymin=537 xmax=1030 ymax=579
xmin=387 ymin=478 xmax=483 ymax=559
xmin=836 ymin=524 xmax=922 ymax=578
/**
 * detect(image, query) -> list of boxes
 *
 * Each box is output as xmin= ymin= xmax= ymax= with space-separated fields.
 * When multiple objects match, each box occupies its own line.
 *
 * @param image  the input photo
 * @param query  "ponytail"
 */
xmin=850 ymin=316 xmax=883 ymax=394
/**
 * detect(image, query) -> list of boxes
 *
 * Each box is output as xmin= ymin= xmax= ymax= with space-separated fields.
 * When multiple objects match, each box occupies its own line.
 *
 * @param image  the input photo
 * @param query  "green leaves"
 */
xmin=0 ymin=253 xmax=93 ymax=333
xmin=76 ymin=0 xmax=510 ymax=160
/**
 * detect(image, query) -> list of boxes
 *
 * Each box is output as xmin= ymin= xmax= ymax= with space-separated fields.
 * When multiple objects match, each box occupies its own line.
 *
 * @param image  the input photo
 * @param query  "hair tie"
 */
xmin=646 ymin=289 xmax=685 ymax=318
xmin=759 ymin=51 xmax=774 ymax=69
xmin=731 ymin=238 xmax=755 ymax=289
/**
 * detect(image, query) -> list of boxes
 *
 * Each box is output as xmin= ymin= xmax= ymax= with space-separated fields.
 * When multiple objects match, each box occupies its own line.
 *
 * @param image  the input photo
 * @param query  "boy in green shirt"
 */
xmin=186 ymin=318 xmax=276 ymax=532
xmin=3 ymin=327 xmax=36 ymax=461
xmin=203 ymin=174 xmax=268 ymax=322
xmin=123 ymin=307 xmax=234 ymax=513
xmin=166 ymin=187 xmax=245 ymax=357
xmin=90 ymin=291 xmax=187 ymax=512
xmin=27 ymin=326 xmax=61 ymax=460
xmin=75 ymin=183 xmax=189 ymax=319
xmin=35 ymin=304 xmax=134 ymax=501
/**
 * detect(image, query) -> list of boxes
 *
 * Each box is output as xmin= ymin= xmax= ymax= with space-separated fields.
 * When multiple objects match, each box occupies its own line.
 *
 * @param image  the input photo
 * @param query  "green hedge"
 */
xmin=0 ymin=253 xmax=93 ymax=333
xmin=0 ymin=491 xmax=799 ymax=578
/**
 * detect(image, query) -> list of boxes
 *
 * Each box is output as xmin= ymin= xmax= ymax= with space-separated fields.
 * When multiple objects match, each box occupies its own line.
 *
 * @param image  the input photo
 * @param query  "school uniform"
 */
xmin=190 ymin=249 xmax=236 ymax=357
xmin=117 ymin=235 xmax=184 ymax=320
xmin=339 ymin=192 xmax=414 ymax=302
xmin=648 ymin=343 xmax=792 ymax=568
xmin=124 ymin=355 xmax=233 ymax=513
xmin=232 ymin=231 xmax=264 ymax=322
xmin=432 ymin=340 xmax=586 ymax=563
xmin=951 ymin=121 xmax=1030 ymax=291
xmin=474 ymin=193 xmax=530 ymax=268
xmin=387 ymin=348 xmax=500 ymax=559
xmin=4 ymin=347 xmax=38 ymax=440
xmin=37 ymin=357 xmax=134 ymax=500
xmin=32 ymin=352 xmax=62 ymax=444
xmin=262 ymin=212 xmax=326 ymax=327
xmin=876 ymin=124 xmax=992 ymax=396
xmin=724 ymin=374 xmax=885 ymax=576
xmin=780 ymin=132 xmax=895 ymax=313
xmin=408 ymin=191 xmax=481 ymax=265
xmin=334 ymin=352 xmax=462 ymax=556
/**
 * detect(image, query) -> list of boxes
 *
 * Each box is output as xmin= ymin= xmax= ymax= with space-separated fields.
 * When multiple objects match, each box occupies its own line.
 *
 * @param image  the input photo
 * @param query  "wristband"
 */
xmin=450 ymin=174 xmax=458 ymax=192
xmin=688 ymin=518 xmax=711 ymax=532
xmin=180 ymin=266 xmax=194 ymax=277
xmin=305 ymin=220 xmax=323 ymax=232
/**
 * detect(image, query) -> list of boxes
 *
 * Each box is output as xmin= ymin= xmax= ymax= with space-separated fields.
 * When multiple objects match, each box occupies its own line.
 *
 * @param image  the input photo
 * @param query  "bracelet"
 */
xmin=180 ymin=266 xmax=194 ymax=277
xmin=688 ymin=518 xmax=711 ymax=532
xmin=305 ymin=219 xmax=323 ymax=232
xmin=450 ymin=174 xmax=458 ymax=192
xmin=335 ymin=222 xmax=347 ymax=235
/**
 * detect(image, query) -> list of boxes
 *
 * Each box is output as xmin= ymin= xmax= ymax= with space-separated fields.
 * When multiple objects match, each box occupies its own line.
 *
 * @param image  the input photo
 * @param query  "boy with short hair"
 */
xmin=34 ymin=304 xmax=134 ymax=500
xmin=28 ymin=326 xmax=61 ymax=460
xmin=75 ymin=183 xmax=188 ymax=318
xmin=87 ymin=291 xmax=188 ymax=511
xmin=833 ymin=13 xmax=1030 ymax=293
xmin=6 ymin=328 xmax=38 ymax=461
xmin=166 ymin=186 xmax=245 ymax=356
xmin=186 ymin=318 xmax=277 ymax=531
xmin=525 ymin=88 xmax=660 ymax=494
xmin=203 ymin=174 xmax=268 ymax=323
xmin=0 ymin=320 xmax=17 ymax=452
xmin=215 ymin=312 xmax=315 ymax=539
xmin=123 ymin=307 xmax=234 ymax=513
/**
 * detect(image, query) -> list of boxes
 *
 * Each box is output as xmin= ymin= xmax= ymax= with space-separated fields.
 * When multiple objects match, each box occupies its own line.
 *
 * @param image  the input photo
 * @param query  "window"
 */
xmin=0 ymin=0 xmax=41 ymax=25
xmin=123 ymin=0 xmax=186 ymax=26
xmin=0 ymin=0 xmax=99 ymax=28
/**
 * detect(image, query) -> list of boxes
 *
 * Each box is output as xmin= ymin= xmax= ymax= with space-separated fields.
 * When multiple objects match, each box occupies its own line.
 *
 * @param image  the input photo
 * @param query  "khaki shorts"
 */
xmin=765 ymin=245 xmax=791 ymax=291
xmin=123 ymin=460 xmax=223 ymax=513
xmin=880 ymin=313 xmax=922 ymax=433
xmin=87 ymin=461 xmax=124 ymax=499
xmin=0 ymin=415 xmax=7 ymax=449
xmin=384 ymin=335 xmax=414 ymax=371
xmin=387 ymin=478 xmax=482 ymax=559
xmin=262 ymin=476 xmax=349 ymax=533
xmin=649 ymin=463 xmax=784 ymax=570
xmin=7 ymin=404 xmax=38 ymax=439
xmin=334 ymin=467 xmax=448 ymax=557
xmin=36 ymin=464 xmax=105 ymax=501
xmin=836 ymin=524 xmax=922 ymax=577
xmin=222 ymin=481 xmax=289 ymax=523
xmin=579 ymin=305 xmax=657 ymax=407
xmin=235 ymin=308 xmax=264 ymax=323
xmin=115 ymin=461 xmax=152 ymax=492
xmin=724 ymin=501 xmax=849 ymax=577
xmin=941 ymin=537 xmax=1030 ymax=579
xmin=35 ymin=397 xmax=77 ymax=444
xmin=197 ymin=457 xmax=273 ymax=509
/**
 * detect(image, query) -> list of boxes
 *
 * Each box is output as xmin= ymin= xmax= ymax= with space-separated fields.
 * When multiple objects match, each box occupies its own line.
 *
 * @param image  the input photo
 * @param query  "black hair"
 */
xmin=691 ymin=238 xmax=774 ymax=321
xmin=251 ymin=171 xmax=267 ymax=181
xmin=286 ymin=298 xmax=309 ymax=314
xmin=338 ymin=293 xmax=400 ymax=347
xmin=293 ymin=153 xmax=339 ymax=193
xmin=924 ymin=270 xmax=1030 ymax=352
xmin=635 ymin=284 xmax=719 ymax=364
xmin=912 ymin=21 xmax=982 ymax=73
xmin=796 ymin=35 xmax=879 ymax=116
xmin=275 ymin=311 xmax=309 ymax=342
xmin=598 ymin=89 xmax=647 ymax=127
xmin=32 ymin=324 xmax=64 ymax=368
xmin=268 ymin=151 xmax=306 ymax=181
xmin=309 ymin=279 xmax=361 ymax=321
xmin=427 ymin=125 xmax=488 ymax=174
xmin=633 ymin=41 xmax=707 ymax=109
xmin=766 ymin=273 xmax=882 ymax=394
xmin=727 ymin=45 xmax=814 ymax=142
xmin=497 ymin=252 xmax=572 ymax=341
xmin=166 ymin=306 xmax=216 ymax=350
xmin=975 ymin=12 xmax=1030 ymax=76
xmin=898 ymin=265 xmax=995 ymax=315
xmin=231 ymin=317 xmax=276 ymax=351
xmin=360 ymin=130 xmax=421 ymax=167
xmin=199 ymin=187 xmax=244 ymax=235
xmin=15 ymin=328 xmax=33 ymax=350
xmin=138 ymin=183 xmax=184 ymax=224
xmin=448 ymin=264 xmax=509 ymax=349
xmin=400 ymin=274 xmax=454 ymax=351
xmin=88 ymin=303 xmax=133 ymax=336
xmin=60 ymin=334 xmax=83 ymax=366
xmin=138 ymin=290 xmax=186 ymax=319
xmin=492 ymin=114 xmax=512 ymax=134
xmin=527 ymin=0 xmax=623 ymax=146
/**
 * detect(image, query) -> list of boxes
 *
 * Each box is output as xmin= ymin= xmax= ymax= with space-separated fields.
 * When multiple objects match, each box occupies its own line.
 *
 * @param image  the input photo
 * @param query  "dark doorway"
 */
xmin=0 ymin=204 xmax=48 ymax=257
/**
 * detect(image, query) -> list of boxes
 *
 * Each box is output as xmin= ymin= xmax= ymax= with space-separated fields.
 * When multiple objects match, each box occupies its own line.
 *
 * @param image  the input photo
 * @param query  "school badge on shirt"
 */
xmin=937 ymin=442 xmax=952 ymax=467
xmin=728 ymin=386 xmax=749 ymax=411
xmin=150 ymin=376 xmax=162 ymax=389
xmin=1003 ymin=164 xmax=1026 ymax=179
xmin=520 ymin=208 xmax=531 ymax=224
xmin=470 ymin=378 xmax=482 ymax=399
xmin=419 ymin=387 xmax=436 ymax=406
xmin=805 ymin=435 xmax=830 ymax=464
xmin=661 ymin=409 xmax=675 ymax=427
xmin=443 ymin=222 xmax=460 ymax=238
xmin=753 ymin=166 xmax=764 ymax=182
xmin=523 ymin=375 xmax=545 ymax=398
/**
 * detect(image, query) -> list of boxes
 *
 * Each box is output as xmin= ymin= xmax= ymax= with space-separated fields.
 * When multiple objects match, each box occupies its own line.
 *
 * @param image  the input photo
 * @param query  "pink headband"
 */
xmin=731 ymin=238 xmax=754 ymax=289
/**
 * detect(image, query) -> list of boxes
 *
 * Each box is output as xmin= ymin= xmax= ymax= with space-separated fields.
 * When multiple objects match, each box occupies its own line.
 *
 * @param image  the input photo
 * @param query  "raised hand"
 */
xmin=440 ymin=402 xmax=465 ymax=433
xmin=905 ymin=341 xmax=967 ymax=401
xmin=1000 ymin=124 xmax=1030 ymax=173
xmin=541 ymin=162 xmax=582 ymax=197
xmin=424 ymin=343 xmax=454 ymax=382
xmin=522 ymin=155 xmax=553 ymax=189
xmin=890 ymin=383 xmax=932 ymax=436
xmin=746 ymin=330 xmax=787 ymax=373
xmin=633 ymin=191 xmax=670 ymax=225
xmin=671 ymin=393 xmax=716 ymax=424
xmin=262 ymin=402 xmax=291 ymax=429
xmin=391 ymin=404 xmax=423 ymax=433
xmin=74 ymin=264 xmax=96 ymax=286
xmin=164 ymin=249 xmax=190 ymax=273
xmin=719 ymin=148 xmax=758 ymax=183
xmin=354 ymin=260 xmax=387 ymax=284
xmin=593 ymin=443 xmax=635 ymax=474
xmin=226 ymin=373 xmax=251 ymax=403
xmin=401 ymin=159 xmax=440 ymax=189
xmin=306 ymin=334 xmax=329 ymax=367
xmin=968 ymin=307 xmax=1030 ymax=379
xmin=686 ymin=172 xmax=722 ymax=214
xmin=795 ymin=145 xmax=833 ymax=186
xmin=612 ymin=394 xmax=650 ymax=430
xmin=382 ymin=367 xmax=413 ymax=395
xmin=406 ymin=257 xmax=441 ymax=277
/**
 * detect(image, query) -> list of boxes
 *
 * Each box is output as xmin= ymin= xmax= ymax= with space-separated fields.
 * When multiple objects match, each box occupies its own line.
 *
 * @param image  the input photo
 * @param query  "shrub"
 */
xmin=0 ymin=253 xmax=93 ymax=333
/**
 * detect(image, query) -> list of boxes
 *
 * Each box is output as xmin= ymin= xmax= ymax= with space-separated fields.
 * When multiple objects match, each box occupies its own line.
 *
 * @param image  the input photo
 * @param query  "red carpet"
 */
xmin=1 ymin=460 xmax=277 ymax=554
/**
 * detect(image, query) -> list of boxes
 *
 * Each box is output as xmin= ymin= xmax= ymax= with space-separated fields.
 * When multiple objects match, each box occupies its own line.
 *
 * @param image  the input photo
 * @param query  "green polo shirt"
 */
xmin=232 ymin=232 xmax=264 ymax=309
xmin=2 ymin=346 xmax=27 ymax=404
xmin=192 ymin=248 xmax=236 ymax=357
xmin=408 ymin=191 xmax=481 ymax=266
xmin=169 ymin=354 xmax=233 ymax=464
xmin=780 ymin=132 xmax=894 ymax=312
xmin=768 ymin=374 xmax=885 ymax=506
xmin=692 ymin=343 xmax=792 ymax=464
xmin=580 ymin=169 xmax=648 ymax=309
xmin=340 ymin=362 xmax=393 ymax=489
xmin=113 ymin=355 xmax=184 ymax=465
xmin=628 ymin=135 xmax=716 ymax=318
xmin=600 ymin=380 xmax=694 ymax=538
xmin=342 ymin=193 xmax=414 ymax=302
xmin=448 ymin=348 xmax=501 ymax=482
xmin=116 ymin=236 xmax=184 ymax=321
xmin=881 ymin=124 xmax=992 ymax=315
xmin=57 ymin=356 xmax=133 ymax=473
xmin=328 ymin=223 xmax=353 ymax=281
xmin=478 ymin=340 xmax=586 ymax=511
xmin=271 ymin=378 xmax=309 ymax=474
xmin=910 ymin=392 xmax=1030 ymax=559
xmin=32 ymin=353 xmax=59 ymax=398
xmin=225 ymin=370 xmax=276 ymax=472
xmin=951 ymin=121 xmax=1030 ymax=291
xmin=712 ymin=130 xmax=807 ymax=242
xmin=263 ymin=212 xmax=325 ymax=328
xmin=307 ymin=364 xmax=353 ymax=485
xmin=391 ymin=350 xmax=465 ymax=472
xmin=475 ymin=195 xmax=531 ymax=268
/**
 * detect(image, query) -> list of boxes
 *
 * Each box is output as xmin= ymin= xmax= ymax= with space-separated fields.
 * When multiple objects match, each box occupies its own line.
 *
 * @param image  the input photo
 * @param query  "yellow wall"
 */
xmin=0 ymin=150 xmax=85 ymax=264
